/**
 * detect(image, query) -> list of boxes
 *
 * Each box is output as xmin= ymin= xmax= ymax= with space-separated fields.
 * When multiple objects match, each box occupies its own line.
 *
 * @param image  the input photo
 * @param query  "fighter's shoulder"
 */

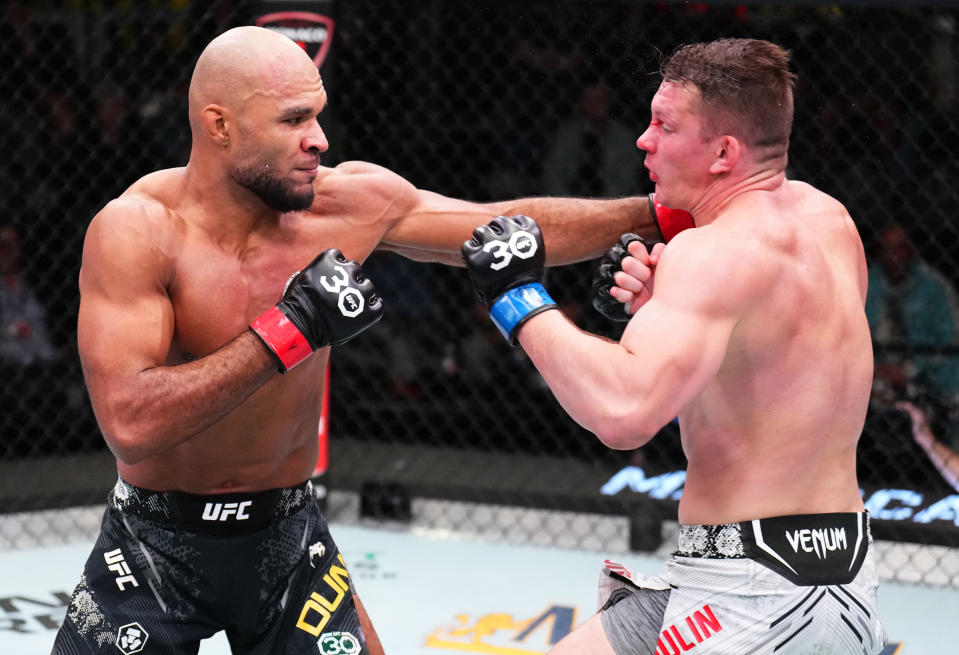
xmin=313 ymin=161 xmax=418 ymax=222
xmin=323 ymin=160 xmax=394 ymax=176
xmin=787 ymin=180 xmax=851 ymax=222
xmin=317 ymin=160 xmax=416 ymax=197
xmin=100 ymin=168 xmax=184 ymax=220
xmin=87 ymin=171 xmax=185 ymax=255
xmin=654 ymin=213 xmax=768 ymax=313
xmin=92 ymin=194 xmax=175 ymax=239
xmin=785 ymin=180 xmax=862 ymax=250
xmin=655 ymin=223 xmax=745 ymax=288
xmin=662 ymin=215 xmax=753 ymax=264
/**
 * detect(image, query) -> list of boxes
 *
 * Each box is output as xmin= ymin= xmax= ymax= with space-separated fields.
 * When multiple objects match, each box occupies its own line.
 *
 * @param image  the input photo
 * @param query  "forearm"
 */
xmin=93 ymin=331 xmax=277 ymax=464
xmin=461 ymin=214 xmax=670 ymax=447
xmin=486 ymin=196 xmax=655 ymax=265
xmin=381 ymin=193 xmax=655 ymax=266
xmin=517 ymin=310 xmax=660 ymax=449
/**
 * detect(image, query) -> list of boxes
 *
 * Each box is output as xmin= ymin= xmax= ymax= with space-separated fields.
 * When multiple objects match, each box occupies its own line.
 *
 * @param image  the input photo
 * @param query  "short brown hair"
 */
xmin=662 ymin=38 xmax=796 ymax=158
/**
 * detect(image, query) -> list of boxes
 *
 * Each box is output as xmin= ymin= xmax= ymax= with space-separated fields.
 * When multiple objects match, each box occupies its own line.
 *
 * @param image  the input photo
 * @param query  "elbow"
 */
xmin=101 ymin=422 xmax=154 ymax=466
xmin=589 ymin=411 xmax=662 ymax=451
xmin=96 ymin=401 xmax=163 ymax=465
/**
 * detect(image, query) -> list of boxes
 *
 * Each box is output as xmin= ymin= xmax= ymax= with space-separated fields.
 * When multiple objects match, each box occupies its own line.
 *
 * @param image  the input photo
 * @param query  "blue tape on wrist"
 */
xmin=489 ymin=283 xmax=557 ymax=344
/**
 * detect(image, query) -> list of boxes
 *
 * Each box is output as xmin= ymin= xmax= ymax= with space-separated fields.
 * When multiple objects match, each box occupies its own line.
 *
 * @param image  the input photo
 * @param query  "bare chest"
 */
xmin=165 ymin=248 xmax=286 ymax=359
xmin=164 ymin=226 xmax=378 ymax=361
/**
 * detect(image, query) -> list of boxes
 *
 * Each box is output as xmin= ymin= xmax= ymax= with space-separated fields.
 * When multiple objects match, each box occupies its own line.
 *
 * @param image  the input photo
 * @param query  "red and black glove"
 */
xmin=649 ymin=193 xmax=694 ymax=244
xmin=250 ymin=249 xmax=384 ymax=372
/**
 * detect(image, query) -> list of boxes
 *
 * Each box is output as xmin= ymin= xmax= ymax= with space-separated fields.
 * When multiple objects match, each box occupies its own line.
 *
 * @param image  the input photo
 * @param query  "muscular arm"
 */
xmin=314 ymin=161 xmax=658 ymax=265
xmin=78 ymin=200 xmax=276 ymax=465
xmin=380 ymin=189 xmax=656 ymax=266
xmin=516 ymin=231 xmax=744 ymax=448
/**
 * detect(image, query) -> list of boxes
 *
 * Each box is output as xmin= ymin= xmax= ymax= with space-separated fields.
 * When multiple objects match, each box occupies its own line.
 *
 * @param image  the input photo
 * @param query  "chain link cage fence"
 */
xmin=1 ymin=0 xmax=958 ymax=588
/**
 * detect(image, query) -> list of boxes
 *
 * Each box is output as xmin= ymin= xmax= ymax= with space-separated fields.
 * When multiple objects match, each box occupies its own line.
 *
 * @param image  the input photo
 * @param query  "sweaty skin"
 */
xmin=78 ymin=26 xmax=655 ymax=496
xmin=517 ymin=80 xmax=872 ymax=526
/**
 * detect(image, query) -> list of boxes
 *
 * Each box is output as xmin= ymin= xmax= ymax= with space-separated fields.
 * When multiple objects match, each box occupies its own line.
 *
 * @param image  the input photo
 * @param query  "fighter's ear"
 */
xmin=201 ymin=104 xmax=230 ymax=148
xmin=708 ymin=134 xmax=740 ymax=174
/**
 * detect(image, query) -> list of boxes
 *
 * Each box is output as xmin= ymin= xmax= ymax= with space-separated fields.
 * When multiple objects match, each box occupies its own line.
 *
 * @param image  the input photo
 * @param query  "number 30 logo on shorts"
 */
xmin=483 ymin=230 xmax=538 ymax=271
xmin=318 ymin=631 xmax=361 ymax=655
xmin=320 ymin=265 xmax=365 ymax=318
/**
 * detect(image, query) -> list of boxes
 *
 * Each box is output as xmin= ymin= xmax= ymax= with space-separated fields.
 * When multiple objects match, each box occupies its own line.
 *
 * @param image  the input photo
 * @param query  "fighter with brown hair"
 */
xmin=463 ymin=38 xmax=887 ymax=654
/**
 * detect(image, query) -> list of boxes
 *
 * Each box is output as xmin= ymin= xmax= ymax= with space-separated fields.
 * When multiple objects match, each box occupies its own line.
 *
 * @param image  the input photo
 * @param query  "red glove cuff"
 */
xmin=649 ymin=193 xmax=695 ymax=243
xmin=250 ymin=307 xmax=312 ymax=373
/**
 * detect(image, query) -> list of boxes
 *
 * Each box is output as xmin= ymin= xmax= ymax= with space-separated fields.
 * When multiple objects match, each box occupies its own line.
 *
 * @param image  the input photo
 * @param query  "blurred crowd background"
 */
xmin=1 ymin=0 xmax=958 ymax=585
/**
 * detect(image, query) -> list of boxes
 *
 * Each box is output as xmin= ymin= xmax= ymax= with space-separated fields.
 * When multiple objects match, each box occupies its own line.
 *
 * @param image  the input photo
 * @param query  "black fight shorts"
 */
xmin=52 ymin=477 xmax=370 ymax=655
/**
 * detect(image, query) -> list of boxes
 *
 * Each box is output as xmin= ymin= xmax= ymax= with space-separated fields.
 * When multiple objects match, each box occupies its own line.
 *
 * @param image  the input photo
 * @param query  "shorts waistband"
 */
xmin=676 ymin=512 xmax=871 ymax=559
xmin=676 ymin=512 xmax=871 ymax=586
xmin=110 ymin=476 xmax=316 ymax=535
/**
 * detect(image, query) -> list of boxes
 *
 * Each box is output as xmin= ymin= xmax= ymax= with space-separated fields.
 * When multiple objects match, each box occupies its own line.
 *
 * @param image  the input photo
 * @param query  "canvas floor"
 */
xmin=1 ymin=503 xmax=956 ymax=654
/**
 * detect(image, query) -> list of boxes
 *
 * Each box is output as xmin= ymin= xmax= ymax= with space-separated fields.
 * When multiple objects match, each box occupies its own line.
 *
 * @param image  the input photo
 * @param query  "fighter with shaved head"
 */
xmin=53 ymin=26 xmax=679 ymax=655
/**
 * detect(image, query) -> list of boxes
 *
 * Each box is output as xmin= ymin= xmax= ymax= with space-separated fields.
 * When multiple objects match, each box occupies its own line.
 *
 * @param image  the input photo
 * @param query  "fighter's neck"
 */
xmin=691 ymin=169 xmax=786 ymax=226
xmin=181 ymin=162 xmax=286 ymax=239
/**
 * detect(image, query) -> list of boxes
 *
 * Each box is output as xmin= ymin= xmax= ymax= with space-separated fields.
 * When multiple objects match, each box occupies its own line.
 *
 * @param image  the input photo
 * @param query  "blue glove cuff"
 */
xmin=489 ymin=283 xmax=558 ymax=345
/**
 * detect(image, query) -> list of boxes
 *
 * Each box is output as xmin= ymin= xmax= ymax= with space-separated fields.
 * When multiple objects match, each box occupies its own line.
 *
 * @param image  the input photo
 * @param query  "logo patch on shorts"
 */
xmin=296 ymin=554 xmax=352 ymax=637
xmin=784 ymin=525 xmax=848 ymax=559
xmin=745 ymin=513 xmax=868 ymax=585
xmin=115 ymin=622 xmax=149 ymax=654
xmin=201 ymin=500 xmax=252 ymax=521
xmin=309 ymin=541 xmax=327 ymax=568
xmin=319 ymin=630 xmax=362 ymax=655
xmin=104 ymin=548 xmax=139 ymax=591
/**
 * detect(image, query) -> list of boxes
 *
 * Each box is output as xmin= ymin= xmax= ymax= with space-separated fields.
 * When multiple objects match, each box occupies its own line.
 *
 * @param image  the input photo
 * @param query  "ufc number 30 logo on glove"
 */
xmin=461 ymin=215 xmax=557 ymax=346
xmin=251 ymin=249 xmax=384 ymax=373
xmin=482 ymin=229 xmax=539 ymax=271
xmin=317 ymin=265 xmax=366 ymax=317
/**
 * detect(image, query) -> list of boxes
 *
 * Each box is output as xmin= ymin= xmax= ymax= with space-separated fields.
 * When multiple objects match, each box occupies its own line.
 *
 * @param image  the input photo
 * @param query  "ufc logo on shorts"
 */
xmin=320 ymin=265 xmax=365 ymax=317
xmin=202 ymin=500 xmax=252 ymax=521
xmin=484 ymin=230 xmax=538 ymax=270
xmin=104 ymin=548 xmax=139 ymax=591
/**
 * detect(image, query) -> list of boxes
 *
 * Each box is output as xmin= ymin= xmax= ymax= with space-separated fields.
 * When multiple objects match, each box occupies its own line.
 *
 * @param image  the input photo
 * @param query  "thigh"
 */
xmin=548 ymin=583 xmax=670 ymax=655
xmin=600 ymin=585 xmax=672 ymax=655
xmin=656 ymin=556 xmax=885 ymax=654
xmin=52 ymin=508 xmax=208 ymax=655
xmin=229 ymin=508 xmax=373 ymax=655
xmin=549 ymin=612 xmax=617 ymax=655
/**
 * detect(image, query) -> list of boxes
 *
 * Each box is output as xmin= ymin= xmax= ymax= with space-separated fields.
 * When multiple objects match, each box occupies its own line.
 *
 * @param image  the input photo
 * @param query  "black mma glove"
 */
xmin=592 ymin=233 xmax=647 ymax=323
xmin=591 ymin=195 xmax=694 ymax=323
xmin=461 ymin=215 xmax=557 ymax=346
xmin=250 ymin=249 xmax=384 ymax=372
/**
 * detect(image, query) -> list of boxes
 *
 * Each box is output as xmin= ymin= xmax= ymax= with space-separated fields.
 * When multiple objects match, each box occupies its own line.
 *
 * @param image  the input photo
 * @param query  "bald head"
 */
xmin=188 ymin=26 xmax=322 ymax=132
xmin=185 ymin=26 xmax=329 ymax=212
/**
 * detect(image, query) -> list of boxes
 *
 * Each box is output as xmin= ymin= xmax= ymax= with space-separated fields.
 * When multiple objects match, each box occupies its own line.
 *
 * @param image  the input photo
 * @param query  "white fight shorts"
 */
xmin=600 ymin=512 xmax=887 ymax=654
